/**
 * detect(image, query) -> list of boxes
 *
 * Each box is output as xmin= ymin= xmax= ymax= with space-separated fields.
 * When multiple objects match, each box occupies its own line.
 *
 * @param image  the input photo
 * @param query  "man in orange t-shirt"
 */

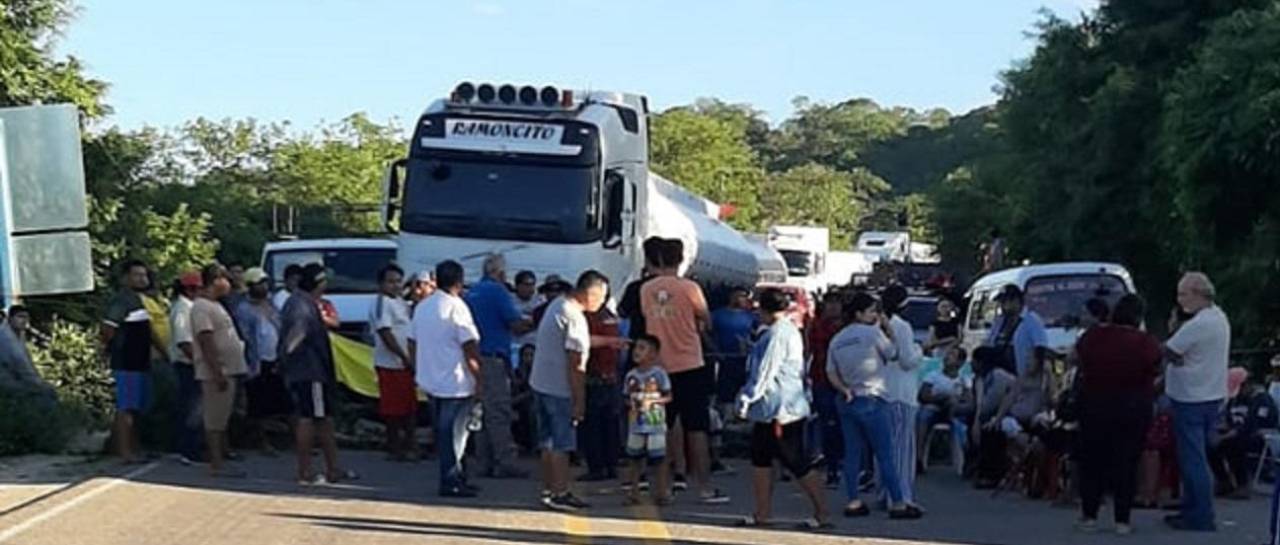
xmin=640 ymin=238 xmax=728 ymax=504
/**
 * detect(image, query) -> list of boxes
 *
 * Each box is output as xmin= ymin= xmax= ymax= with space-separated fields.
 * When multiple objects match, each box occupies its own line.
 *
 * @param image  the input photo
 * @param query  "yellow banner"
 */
xmin=329 ymin=333 xmax=426 ymax=401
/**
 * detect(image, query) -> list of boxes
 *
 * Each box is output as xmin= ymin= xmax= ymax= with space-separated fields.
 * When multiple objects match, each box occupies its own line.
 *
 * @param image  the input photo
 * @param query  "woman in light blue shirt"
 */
xmin=735 ymin=288 xmax=831 ymax=529
xmin=826 ymin=291 xmax=923 ymax=520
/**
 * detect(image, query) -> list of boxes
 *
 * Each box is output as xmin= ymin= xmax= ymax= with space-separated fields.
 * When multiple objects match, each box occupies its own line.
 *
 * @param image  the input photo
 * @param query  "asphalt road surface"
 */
xmin=0 ymin=451 xmax=1271 ymax=545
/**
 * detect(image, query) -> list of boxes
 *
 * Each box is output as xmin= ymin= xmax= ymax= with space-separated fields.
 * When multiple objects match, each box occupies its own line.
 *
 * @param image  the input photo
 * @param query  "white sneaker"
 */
xmin=1115 ymin=523 xmax=1133 ymax=536
xmin=1074 ymin=518 xmax=1098 ymax=533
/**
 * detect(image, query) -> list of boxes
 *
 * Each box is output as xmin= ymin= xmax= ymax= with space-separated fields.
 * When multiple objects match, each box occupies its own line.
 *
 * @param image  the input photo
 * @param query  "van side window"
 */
xmin=967 ymin=290 xmax=998 ymax=330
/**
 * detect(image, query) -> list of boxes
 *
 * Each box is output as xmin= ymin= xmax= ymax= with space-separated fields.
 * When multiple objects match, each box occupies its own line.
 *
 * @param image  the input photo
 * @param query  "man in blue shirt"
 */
xmin=465 ymin=254 xmax=533 ymax=478
xmin=984 ymin=285 xmax=1049 ymax=378
xmin=711 ymin=288 xmax=758 ymax=406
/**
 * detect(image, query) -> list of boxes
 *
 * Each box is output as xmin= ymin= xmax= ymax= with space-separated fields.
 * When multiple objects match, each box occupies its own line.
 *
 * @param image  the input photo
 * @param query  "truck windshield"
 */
xmin=1024 ymin=274 xmax=1128 ymax=328
xmin=401 ymin=158 xmax=599 ymax=243
xmin=779 ymin=250 xmax=812 ymax=276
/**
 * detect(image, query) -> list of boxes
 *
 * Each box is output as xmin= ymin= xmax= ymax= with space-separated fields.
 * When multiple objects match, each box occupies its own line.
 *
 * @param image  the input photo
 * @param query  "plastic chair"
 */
xmin=923 ymin=421 xmax=965 ymax=476
xmin=1251 ymin=429 xmax=1280 ymax=492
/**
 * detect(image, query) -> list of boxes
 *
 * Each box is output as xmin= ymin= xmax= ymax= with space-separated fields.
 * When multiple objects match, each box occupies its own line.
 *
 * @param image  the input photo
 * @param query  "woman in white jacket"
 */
xmin=880 ymin=285 xmax=923 ymax=510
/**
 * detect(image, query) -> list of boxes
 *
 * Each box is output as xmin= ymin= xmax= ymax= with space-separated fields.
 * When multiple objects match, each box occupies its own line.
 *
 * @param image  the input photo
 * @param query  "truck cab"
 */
xmin=382 ymin=83 xmax=763 ymax=302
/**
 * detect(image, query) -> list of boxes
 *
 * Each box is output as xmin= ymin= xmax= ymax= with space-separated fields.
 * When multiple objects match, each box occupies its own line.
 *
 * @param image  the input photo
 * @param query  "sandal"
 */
xmin=795 ymin=518 xmax=835 ymax=531
xmin=735 ymin=515 xmax=771 ymax=527
xmin=326 ymin=468 xmax=360 ymax=483
xmin=843 ymin=503 xmax=870 ymax=517
xmin=889 ymin=505 xmax=924 ymax=520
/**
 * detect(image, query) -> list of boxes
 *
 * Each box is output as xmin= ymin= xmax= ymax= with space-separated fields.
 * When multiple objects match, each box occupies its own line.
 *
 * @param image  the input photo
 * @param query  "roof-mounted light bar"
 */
xmin=449 ymin=81 xmax=576 ymax=110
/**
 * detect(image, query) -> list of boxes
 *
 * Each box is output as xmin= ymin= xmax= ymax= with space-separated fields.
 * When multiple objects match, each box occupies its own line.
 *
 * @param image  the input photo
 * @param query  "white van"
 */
xmin=261 ymin=238 xmax=398 ymax=339
xmin=961 ymin=262 xmax=1137 ymax=355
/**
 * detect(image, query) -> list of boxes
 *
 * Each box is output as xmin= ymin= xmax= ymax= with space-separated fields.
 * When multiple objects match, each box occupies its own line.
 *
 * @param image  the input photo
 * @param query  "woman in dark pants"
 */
xmin=735 ymin=289 xmax=831 ymax=529
xmin=1074 ymin=294 xmax=1161 ymax=536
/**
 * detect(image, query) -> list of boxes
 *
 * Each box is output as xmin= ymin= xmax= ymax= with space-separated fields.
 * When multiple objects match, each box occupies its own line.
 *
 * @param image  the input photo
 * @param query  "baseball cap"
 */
xmin=179 ymin=271 xmax=202 ymax=289
xmin=243 ymin=267 xmax=268 ymax=285
xmin=412 ymin=270 xmax=434 ymax=284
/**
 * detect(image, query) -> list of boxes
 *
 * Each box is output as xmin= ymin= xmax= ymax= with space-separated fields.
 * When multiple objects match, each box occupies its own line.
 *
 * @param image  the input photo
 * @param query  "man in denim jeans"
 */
xmin=409 ymin=260 xmax=484 ymax=497
xmin=1163 ymin=272 xmax=1230 ymax=532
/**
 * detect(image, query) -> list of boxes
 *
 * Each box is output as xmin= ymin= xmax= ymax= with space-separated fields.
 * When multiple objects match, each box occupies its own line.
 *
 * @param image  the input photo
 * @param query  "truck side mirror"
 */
xmin=603 ymin=169 xmax=625 ymax=249
xmin=382 ymin=158 xmax=407 ymax=233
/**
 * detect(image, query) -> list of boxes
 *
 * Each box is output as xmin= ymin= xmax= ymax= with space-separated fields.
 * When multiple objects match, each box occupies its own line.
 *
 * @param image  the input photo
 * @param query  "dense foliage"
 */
xmin=4 ymin=0 xmax=1279 ymax=456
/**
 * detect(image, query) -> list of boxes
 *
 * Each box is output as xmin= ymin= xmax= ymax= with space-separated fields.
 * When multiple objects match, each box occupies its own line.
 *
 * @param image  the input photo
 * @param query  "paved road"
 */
xmin=0 ymin=451 xmax=1271 ymax=545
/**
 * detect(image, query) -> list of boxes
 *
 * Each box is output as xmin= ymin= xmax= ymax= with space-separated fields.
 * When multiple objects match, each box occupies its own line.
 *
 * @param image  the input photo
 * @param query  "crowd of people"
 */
xmin=82 ymin=243 xmax=1280 ymax=537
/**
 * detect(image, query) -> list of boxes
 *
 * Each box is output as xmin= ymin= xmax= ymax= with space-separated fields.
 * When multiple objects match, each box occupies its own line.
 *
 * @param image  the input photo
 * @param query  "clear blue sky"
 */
xmin=59 ymin=0 xmax=1098 ymax=131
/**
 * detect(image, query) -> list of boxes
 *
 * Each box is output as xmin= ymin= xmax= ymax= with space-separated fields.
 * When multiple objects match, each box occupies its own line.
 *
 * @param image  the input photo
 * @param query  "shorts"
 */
xmin=201 ymin=379 xmax=238 ymax=432
xmin=534 ymin=392 xmax=576 ymax=453
xmin=667 ymin=365 xmax=713 ymax=432
xmin=289 ymin=381 xmax=337 ymax=420
xmin=113 ymin=370 xmax=151 ymax=412
xmin=376 ymin=367 xmax=418 ymax=418
xmin=750 ymin=420 xmax=812 ymax=478
xmin=625 ymin=432 xmax=666 ymax=463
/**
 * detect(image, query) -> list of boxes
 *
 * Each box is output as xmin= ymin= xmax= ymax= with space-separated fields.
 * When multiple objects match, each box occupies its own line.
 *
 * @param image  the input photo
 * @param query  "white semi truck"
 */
xmin=382 ymin=82 xmax=766 ymax=298
xmin=767 ymin=225 xmax=830 ymax=295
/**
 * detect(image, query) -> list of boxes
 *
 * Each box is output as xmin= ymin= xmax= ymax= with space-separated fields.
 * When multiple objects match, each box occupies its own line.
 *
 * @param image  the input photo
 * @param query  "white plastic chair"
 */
xmin=1251 ymin=429 xmax=1280 ymax=492
xmin=923 ymin=421 xmax=965 ymax=476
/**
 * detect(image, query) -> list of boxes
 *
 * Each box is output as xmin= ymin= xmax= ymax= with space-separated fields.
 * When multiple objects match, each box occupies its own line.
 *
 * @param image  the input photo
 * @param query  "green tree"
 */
xmin=0 ymin=0 xmax=107 ymax=117
xmin=765 ymin=97 xmax=908 ymax=172
xmin=760 ymin=163 xmax=888 ymax=249
xmin=649 ymin=107 xmax=765 ymax=230
xmin=1159 ymin=4 xmax=1280 ymax=343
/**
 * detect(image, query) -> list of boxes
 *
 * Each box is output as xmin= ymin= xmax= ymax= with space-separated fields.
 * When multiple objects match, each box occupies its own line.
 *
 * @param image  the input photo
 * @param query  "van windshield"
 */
xmin=265 ymin=248 xmax=396 ymax=295
xmin=1024 ymin=274 xmax=1128 ymax=328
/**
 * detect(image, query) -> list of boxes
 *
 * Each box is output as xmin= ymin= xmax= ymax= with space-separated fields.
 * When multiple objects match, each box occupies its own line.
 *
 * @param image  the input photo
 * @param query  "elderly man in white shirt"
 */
xmin=407 ymin=260 xmax=483 ymax=499
xmin=1162 ymin=272 xmax=1230 ymax=533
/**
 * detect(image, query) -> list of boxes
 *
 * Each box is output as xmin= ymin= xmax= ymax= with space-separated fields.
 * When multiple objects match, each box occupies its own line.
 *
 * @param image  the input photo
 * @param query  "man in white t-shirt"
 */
xmin=407 ymin=260 xmax=482 ymax=498
xmin=1163 ymin=272 xmax=1231 ymax=532
xmin=370 ymin=264 xmax=417 ymax=462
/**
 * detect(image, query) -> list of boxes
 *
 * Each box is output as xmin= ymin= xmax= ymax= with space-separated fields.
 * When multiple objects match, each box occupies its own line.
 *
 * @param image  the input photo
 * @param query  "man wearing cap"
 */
xmin=982 ymin=285 xmax=1048 ymax=438
xmin=407 ymin=271 xmax=437 ymax=311
xmin=532 ymin=276 xmax=572 ymax=326
xmin=279 ymin=263 xmax=352 ymax=485
xmin=191 ymin=264 xmax=249 ymax=477
xmin=169 ymin=271 xmax=205 ymax=465
xmin=243 ymin=267 xmax=289 ymax=454
xmin=464 ymin=254 xmax=533 ymax=479
xmin=1162 ymin=272 xmax=1230 ymax=532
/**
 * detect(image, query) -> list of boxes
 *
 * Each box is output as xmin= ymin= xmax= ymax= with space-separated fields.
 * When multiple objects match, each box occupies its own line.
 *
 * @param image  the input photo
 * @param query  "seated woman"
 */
xmin=917 ymin=346 xmax=968 ymax=468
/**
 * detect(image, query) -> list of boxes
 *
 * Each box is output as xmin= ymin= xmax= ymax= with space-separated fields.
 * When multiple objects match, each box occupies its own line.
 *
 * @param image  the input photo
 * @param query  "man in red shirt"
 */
xmin=641 ymin=239 xmax=729 ymax=504
xmin=578 ymin=304 xmax=625 ymax=481
xmin=807 ymin=292 xmax=845 ymax=487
